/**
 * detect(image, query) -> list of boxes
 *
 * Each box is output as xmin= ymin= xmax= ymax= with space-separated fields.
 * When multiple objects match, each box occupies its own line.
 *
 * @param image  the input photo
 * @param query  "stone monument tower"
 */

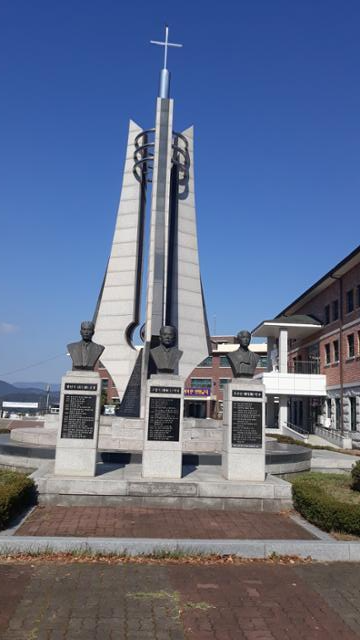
xmin=94 ymin=27 xmax=210 ymax=416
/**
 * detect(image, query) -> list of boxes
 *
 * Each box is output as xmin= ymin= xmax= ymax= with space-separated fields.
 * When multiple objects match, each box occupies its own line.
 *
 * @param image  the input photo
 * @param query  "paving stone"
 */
xmin=1 ymin=562 xmax=360 ymax=638
xmin=15 ymin=505 xmax=316 ymax=539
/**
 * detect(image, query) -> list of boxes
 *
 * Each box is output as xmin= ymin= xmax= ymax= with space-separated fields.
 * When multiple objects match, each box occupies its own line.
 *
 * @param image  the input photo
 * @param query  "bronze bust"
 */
xmin=227 ymin=330 xmax=259 ymax=378
xmin=67 ymin=321 xmax=105 ymax=371
xmin=150 ymin=325 xmax=183 ymax=374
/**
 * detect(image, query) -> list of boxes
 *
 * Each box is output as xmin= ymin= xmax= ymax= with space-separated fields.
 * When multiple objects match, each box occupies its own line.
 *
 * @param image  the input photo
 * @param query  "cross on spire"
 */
xmin=150 ymin=25 xmax=183 ymax=70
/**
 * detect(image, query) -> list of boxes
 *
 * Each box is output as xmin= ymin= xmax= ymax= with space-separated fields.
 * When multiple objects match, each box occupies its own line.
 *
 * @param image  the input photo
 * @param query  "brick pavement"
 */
xmin=1 ymin=562 xmax=360 ymax=639
xmin=15 ymin=506 xmax=317 ymax=539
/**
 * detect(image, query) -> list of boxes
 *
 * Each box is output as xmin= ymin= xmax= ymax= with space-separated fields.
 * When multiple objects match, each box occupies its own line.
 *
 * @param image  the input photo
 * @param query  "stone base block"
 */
xmin=142 ymin=449 xmax=182 ymax=479
xmin=222 ymin=450 xmax=265 ymax=481
xmin=54 ymin=448 xmax=97 ymax=477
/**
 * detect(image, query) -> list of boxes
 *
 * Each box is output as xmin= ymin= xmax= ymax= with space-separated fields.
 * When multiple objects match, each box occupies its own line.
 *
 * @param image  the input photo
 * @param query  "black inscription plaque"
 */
xmin=231 ymin=400 xmax=262 ymax=448
xmin=148 ymin=397 xmax=180 ymax=442
xmin=61 ymin=394 xmax=97 ymax=439
xmin=65 ymin=383 xmax=98 ymax=391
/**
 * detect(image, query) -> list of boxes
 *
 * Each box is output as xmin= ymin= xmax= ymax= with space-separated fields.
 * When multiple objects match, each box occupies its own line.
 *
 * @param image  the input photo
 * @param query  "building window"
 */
xmin=357 ymin=285 xmax=360 ymax=307
xmin=332 ymin=299 xmax=339 ymax=321
xmin=198 ymin=356 xmax=212 ymax=367
xmin=257 ymin=355 xmax=268 ymax=368
xmin=335 ymin=398 xmax=341 ymax=429
xmin=347 ymin=334 xmax=355 ymax=358
xmin=350 ymin=397 xmax=357 ymax=432
xmin=333 ymin=340 xmax=339 ymax=363
xmin=346 ymin=289 xmax=354 ymax=313
xmin=326 ymin=398 xmax=331 ymax=419
xmin=220 ymin=355 xmax=230 ymax=367
xmin=190 ymin=378 xmax=212 ymax=389
xmin=219 ymin=378 xmax=230 ymax=390
xmin=324 ymin=305 xmax=330 ymax=324
xmin=325 ymin=343 xmax=331 ymax=365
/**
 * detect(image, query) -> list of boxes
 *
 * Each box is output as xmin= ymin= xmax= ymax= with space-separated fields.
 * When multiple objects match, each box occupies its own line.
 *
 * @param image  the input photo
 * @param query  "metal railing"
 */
xmin=285 ymin=421 xmax=309 ymax=437
xmin=288 ymin=360 xmax=320 ymax=375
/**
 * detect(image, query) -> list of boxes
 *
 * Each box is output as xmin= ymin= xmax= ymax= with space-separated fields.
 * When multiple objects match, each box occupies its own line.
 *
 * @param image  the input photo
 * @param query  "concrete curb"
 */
xmin=0 ymin=536 xmax=360 ymax=561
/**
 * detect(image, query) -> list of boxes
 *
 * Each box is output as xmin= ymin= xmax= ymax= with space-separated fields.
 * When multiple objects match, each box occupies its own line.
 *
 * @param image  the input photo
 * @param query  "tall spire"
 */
xmin=150 ymin=25 xmax=183 ymax=98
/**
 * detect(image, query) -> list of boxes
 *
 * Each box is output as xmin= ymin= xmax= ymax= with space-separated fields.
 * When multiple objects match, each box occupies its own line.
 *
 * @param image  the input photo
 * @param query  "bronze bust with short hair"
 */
xmin=150 ymin=325 xmax=183 ymax=374
xmin=67 ymin=321 xmax=105 ymax=371
xmin=227 ymin=330 xmax=259 ymax=378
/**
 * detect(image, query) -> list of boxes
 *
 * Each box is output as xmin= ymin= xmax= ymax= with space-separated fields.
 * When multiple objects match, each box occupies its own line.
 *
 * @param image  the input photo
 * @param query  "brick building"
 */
xmin=270 ymin=245 xmax=360 ymax=440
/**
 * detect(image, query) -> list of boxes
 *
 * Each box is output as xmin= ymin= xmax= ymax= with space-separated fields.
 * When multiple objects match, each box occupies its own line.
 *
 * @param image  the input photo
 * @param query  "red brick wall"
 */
xmin=288 ymin=262 xmax=360 ymax=389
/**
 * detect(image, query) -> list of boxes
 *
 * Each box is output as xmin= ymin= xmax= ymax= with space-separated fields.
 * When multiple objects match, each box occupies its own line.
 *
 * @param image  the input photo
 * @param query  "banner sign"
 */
xmin=184 ymin=388 xmax=211 ymax=397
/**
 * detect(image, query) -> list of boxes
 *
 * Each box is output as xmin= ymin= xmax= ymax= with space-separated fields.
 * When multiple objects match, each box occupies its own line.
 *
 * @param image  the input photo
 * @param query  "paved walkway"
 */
xmin=15 ymin=506 xmax=316 ymax=540
xmin=0 ymin=561 xmax=359 ymax=639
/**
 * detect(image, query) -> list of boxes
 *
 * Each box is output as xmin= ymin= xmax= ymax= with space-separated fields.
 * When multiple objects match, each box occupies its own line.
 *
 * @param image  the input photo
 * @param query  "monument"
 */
xmin=54 ymin=322 xmax=104 ymax=477
xmin=143 ymin=324 xmax=184 ymax=478
xmin=93 ymin=26 xmax=210 ymax=420
xmin=222 ymin=330 xmax=266 ymax=481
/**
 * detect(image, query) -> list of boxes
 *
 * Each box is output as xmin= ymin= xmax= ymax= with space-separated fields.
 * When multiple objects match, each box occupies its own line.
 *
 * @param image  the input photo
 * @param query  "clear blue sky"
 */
xmin=1 ymin=0 xmax=359 ymax=384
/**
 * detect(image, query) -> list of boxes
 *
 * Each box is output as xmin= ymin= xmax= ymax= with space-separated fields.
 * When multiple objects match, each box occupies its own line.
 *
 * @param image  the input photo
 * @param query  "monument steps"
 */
xmin=32 ymin=463 xmax=292 ymax=511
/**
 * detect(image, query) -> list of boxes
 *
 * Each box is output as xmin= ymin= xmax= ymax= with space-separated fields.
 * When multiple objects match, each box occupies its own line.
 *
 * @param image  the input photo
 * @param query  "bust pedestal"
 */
xmin=221 ymin=378 xmax=266 ymax=481
xmin=54 ymin=370 xmax=101 ymax=477
xmin=142 ymin=374 xmax=184 ymax=479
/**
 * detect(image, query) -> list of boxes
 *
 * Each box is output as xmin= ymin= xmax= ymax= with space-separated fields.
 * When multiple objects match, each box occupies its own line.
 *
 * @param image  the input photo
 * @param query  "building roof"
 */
xmin=276 ymin=244 xmax=360 ymax=316
xmin=252 ymin=314 xmax=322 ymax=339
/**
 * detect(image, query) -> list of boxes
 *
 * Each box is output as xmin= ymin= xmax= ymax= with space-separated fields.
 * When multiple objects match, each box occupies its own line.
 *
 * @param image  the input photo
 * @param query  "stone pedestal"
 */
xmin=222 ymin=379 xmax=266 ymax=481
xmin=55 ymin=371 xmax=101 ymax=477
xmin=142 ymin=375 xmax=184 ymax=479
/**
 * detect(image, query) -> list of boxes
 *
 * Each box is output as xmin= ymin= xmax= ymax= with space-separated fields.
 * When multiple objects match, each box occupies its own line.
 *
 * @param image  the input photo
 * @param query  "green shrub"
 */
xmin=292 ymin=474 xmax=360 ymax=536
xmin=351 ymin=461 xmax=360 ymax=492
xmin=0 ymin=471 xmax=36 ymax=530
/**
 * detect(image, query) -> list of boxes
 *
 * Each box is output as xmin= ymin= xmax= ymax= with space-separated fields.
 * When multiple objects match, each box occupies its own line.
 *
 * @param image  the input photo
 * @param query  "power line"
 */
xmin=0 ymin=353 xmax=68 ymax=378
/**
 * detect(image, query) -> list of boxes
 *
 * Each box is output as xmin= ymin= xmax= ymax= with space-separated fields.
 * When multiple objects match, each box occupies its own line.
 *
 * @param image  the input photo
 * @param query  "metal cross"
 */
xmin=150 ymin=25 xmax=182 ymax=70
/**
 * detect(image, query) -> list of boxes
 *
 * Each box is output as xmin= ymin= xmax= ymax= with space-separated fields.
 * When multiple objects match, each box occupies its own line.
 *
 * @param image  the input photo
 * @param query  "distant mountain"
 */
xmin=0 ymin=381 xmax=19 ymax=397
xmin=0 ymin=380 xmax=60 ymax=405
xmin=14 ymin=381 xmax=61 ymax=392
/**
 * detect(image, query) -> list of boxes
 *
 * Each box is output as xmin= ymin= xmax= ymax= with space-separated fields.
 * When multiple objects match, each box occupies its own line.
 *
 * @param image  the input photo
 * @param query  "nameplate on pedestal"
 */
xmin=61 ymin=394 xmax=97 ymax=439
xmin=232 ymin=390 xmax=263 ymax=399
xmin=150 ymin=386 xmax=181 ymax=394
xmin=148 ymin=397 xmax=180 ymax=442
xmin=231 ymin=400 xmax=262 ymax=448
xmin=64 ymin=383 xmax=98 ymax=391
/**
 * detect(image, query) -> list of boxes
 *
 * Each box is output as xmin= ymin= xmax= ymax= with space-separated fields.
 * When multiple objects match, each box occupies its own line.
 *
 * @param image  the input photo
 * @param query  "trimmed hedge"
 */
xmin=292 ymin=474 xmax=360 ymax=536
xmin=351 ymin=461 xmax=360 ymax=492
xmin=0 ymin=471 xmax=36 ymax=530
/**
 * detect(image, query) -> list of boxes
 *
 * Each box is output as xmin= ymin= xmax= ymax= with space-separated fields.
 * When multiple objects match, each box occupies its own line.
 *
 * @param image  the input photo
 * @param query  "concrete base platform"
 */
xmin=32 ymin=462 xmax=292 ymax=512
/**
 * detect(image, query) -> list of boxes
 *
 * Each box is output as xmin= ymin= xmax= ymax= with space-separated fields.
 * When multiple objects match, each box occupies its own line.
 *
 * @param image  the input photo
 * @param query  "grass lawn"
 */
xmin=289 ymin=471 xmax=360 ymax=537
xmin=0 ymin=469 xmax=36 ymax=530
xmin=269 ymin=434 xmax=360 ymax=456
xmin=289 ymin=471 xmax=360 ymax=504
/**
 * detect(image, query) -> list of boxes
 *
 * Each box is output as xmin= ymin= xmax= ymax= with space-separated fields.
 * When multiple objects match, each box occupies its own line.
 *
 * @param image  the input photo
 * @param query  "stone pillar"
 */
xmin=267 ymin=337 xmax=276 ymax=372
xmin=278 ymin=329 xmax=288 ymax=373
xmin=331 ymin=398 xmax=336 ymax=429
xmin=142 ymin=375 xmax=184 ymax=479
xmin=55 ymin=371 xmax=101 ymax=476
xmin=221 ymin=379 xmax=265 ymax=481
xmin=278 ymin=396 xmax=288 ymax=432
xmin=343 ymin=396 xmax=351 ymax=431
xmin=356 ymin=396 xmax=360 ymax=432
